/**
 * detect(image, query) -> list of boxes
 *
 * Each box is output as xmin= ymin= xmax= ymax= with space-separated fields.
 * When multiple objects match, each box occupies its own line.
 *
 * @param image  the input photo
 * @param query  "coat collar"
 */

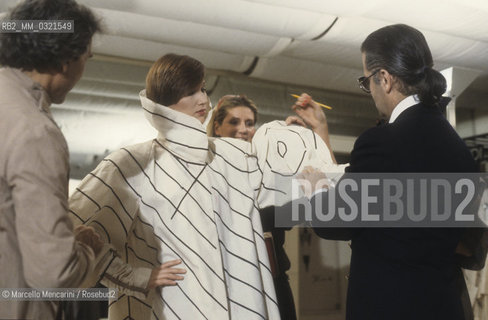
xmin=139 ymin=90 xmax=209 ymax=163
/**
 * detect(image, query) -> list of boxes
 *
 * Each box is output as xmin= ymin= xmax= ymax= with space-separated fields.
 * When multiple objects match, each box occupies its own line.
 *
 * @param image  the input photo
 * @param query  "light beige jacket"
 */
xmin=0 ymin=68 xmax=102 ymax=320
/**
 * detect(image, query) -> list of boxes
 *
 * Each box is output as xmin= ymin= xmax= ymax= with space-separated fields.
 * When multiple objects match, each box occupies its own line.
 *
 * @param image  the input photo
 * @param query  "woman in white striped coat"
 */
xmin=69 ymin=53 xmax=337 ymax=320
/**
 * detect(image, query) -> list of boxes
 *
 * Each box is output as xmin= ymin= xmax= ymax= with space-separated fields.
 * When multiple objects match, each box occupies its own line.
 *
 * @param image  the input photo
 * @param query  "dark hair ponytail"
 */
xmin=417 ymin=68 xmax=447 ymax=106
xmin=361 ymin=24 xmax=446 ymax=106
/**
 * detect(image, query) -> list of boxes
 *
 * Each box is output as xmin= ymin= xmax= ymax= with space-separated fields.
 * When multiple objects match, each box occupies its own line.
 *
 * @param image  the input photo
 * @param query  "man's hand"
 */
xmin=74 ymin=225 xmax=104 ymax=255
xmin=296 ymin=166 xmax=330 ymax=199
xmin=290 ymin=93 xmax=337 ymax=163
xmin=147 ymin=259 xmax=187 ymax=290
xmin=285 ymin=115 xmax=307 ymax=127
xmin=291 ymin=93 xmax=327 ymax=131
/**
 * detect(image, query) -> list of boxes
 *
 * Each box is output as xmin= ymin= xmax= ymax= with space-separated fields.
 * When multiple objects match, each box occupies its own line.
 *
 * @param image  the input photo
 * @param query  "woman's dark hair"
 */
xmin=0 ymin=0 xmax=101 ymax=72
xmin=207 ymin=94 xmax=258 ymax=137
xmin=361 ymin=24 xmax=446 ymax=106
xmin=146 ymin=53 xmax=205 ymax=106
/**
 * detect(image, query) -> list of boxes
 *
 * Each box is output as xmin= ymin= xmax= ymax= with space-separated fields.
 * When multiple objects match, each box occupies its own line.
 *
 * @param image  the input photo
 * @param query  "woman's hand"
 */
xmin=146 ymin=259 xmax=187 ymax=290
xmin=74 ymin=225 xmax=104 ymax=255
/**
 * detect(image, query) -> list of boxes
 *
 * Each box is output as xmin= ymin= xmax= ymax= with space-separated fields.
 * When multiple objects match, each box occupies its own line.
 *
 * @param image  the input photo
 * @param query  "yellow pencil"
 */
xmin=290 ymin=94 xmax=332 ymax=110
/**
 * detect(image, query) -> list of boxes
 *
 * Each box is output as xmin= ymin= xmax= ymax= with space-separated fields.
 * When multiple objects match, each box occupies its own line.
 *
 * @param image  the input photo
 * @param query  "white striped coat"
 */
xmin=69 ymin=91 xmax=340 ymax=320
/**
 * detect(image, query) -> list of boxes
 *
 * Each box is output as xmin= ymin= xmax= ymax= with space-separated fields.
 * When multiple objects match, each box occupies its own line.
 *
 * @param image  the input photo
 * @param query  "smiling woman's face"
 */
xmin=168 ymin=82 xmax=208 ymax=123
xmin=214 ymin=106 xmax=256 ymax=141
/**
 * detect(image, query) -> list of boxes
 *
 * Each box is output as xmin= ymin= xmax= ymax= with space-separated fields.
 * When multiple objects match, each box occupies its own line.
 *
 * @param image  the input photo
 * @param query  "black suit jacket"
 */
xmin=312 ymin=103 xmax=477 ymax=320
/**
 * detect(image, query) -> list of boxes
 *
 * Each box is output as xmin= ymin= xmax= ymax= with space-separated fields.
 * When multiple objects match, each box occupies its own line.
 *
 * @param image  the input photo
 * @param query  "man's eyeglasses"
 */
xmin=357 ymin=70 xmax=380 ymax=94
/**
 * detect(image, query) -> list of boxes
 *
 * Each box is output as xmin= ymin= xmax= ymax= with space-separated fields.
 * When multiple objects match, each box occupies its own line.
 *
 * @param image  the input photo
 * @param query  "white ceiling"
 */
xmin=80 ymin=0 xmax=488 ymax=93
xmin=1 ymin=0 xmax=488 ymax=93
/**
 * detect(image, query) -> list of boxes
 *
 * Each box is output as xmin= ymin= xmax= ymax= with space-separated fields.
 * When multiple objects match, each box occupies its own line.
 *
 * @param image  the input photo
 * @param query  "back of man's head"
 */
xmin=0 ymin=0 xmax=101 ymax=73
xmin=361 ymin=24 xmax=446 ymax=107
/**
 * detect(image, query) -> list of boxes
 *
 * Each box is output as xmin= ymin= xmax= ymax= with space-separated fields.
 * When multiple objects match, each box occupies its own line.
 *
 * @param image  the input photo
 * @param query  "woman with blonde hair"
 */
xmin=207 ymin=94 xmax=258 ymax=142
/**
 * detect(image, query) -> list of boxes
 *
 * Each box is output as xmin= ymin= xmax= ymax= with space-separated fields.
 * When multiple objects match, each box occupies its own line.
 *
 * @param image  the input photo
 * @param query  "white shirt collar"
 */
xmin=388 ymin=95 xmax=420 ymax=123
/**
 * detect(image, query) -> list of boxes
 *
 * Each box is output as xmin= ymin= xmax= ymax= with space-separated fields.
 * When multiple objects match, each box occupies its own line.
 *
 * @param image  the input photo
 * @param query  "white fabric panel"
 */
xmin=264 ymin=37 xmax=294 ymax=57
xmin=251 ymin=56 xmax=363 ymax=94
xmin=316 ymin=17 xmax=388 ymax=46
xmin=450 ymin=0 xmax=488 ymax=12
xmin=79 ymin=0 xmax=337 ymax=40
xmin=93 ymin=34 xmax=256 ymax=72
xmin=281 ymin=16 xmax=380 ymax=67
xmin=95 ymin=8 xmax=290 ymax=56
xmin=284 ymin=40 xmax=362 ymax=69
xmin=249 ymin=0 xmax=488 ymax=43
xmin=286 ymin=16 xmax=488 ymax=72
xmin=423 ymin=31 xmax=488 ymax=71
xmin=362 ymin=0 xmax=488 ymax=42
xmin=242 ymin=0 xmax=488 ymax=70
xmin=243 ymin=0 xmax=392 ymax=16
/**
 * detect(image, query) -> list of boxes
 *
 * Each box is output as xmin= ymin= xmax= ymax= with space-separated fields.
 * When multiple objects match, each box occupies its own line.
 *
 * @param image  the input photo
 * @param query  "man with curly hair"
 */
xmin=0 ymin=1 xmax=107 ymax=319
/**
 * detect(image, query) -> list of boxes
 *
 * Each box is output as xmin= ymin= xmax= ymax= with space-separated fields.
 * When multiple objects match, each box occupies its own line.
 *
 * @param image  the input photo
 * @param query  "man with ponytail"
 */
xmin=359 ymin=24 xmax=451 ymax=125
xmin=309 ymin=24 xmax=478 ymax=319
